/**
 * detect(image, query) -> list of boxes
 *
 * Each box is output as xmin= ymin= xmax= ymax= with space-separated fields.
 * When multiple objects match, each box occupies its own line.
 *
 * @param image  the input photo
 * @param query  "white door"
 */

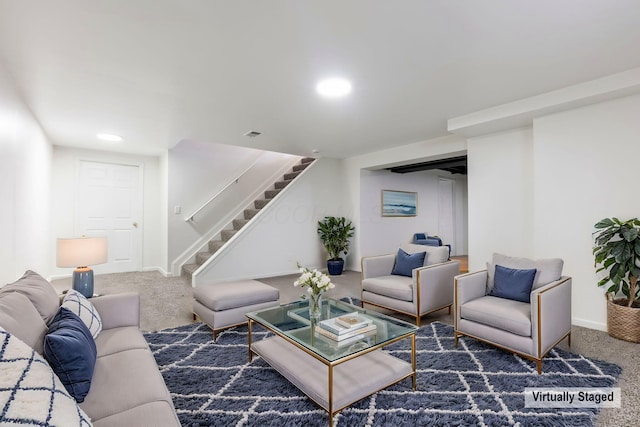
xmin=438 ymin=178 xmax=455 ymax=255
xmin=77 ymin=161 xmax=142 ymax=274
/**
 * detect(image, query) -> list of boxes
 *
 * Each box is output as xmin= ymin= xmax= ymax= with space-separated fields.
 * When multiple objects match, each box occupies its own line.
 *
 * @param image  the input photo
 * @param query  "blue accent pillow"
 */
xmin=415 ymin=233 xmax=426 ymax=240
xmin=391 ymin=249 xmax=427 ymax=277
xmin=43 ymin=307 xmax=97 ymax=402
xmin=490 ymin=264 xmax=537 ymax=303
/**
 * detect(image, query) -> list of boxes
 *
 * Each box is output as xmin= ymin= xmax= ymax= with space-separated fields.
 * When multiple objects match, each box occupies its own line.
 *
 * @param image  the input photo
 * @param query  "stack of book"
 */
xmin=315 ymin=312 xmax=377 ymax=346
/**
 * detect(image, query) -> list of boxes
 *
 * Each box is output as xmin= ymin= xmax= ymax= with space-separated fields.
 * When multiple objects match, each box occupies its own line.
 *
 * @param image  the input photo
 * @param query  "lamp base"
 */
xmin=72 ymin=267 xmax=94 ymax=298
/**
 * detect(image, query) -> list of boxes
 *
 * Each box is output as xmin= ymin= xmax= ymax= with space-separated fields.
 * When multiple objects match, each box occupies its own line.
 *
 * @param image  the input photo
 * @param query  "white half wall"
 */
xmin=195 ymin=157 xmax=348 ymax=284
xmin=359 ymin=169 xmax=467 ymax=258
xmin=466 ymin=128 xmax=534 ymax=271
xmin=50 ymin=146 xmax=164 ymax=276
xmin=533 ymin=94 xmax=640 ymax=331
xmin=0 ymin=64 xmax=52 ymax=284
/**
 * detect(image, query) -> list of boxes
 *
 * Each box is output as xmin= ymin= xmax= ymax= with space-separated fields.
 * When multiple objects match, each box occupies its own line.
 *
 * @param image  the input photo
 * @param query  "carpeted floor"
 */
xmin=51 ymin=270 xmax=638 ymax=426
xmin=144 ymin=321 xmax=620 ymax=426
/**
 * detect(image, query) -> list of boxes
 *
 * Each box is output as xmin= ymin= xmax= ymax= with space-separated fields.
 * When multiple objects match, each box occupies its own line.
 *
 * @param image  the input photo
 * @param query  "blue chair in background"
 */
xmin=413 ymin=233 xmax=451 ymax=258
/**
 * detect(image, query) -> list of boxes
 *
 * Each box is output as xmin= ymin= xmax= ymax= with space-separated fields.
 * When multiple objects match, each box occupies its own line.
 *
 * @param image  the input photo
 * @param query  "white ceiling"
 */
xmin=2 ymin=0 xmax=640 ymax=158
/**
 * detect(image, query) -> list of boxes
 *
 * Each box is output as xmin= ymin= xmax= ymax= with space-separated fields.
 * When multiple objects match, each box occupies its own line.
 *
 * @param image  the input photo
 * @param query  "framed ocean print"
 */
xmin=381 ymin=190 xmax=417 ymax=217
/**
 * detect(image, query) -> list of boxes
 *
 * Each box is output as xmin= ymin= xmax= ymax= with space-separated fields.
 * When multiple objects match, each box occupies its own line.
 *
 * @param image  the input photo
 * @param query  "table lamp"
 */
xmin=56 ymin=236 xmax=108 ymax=298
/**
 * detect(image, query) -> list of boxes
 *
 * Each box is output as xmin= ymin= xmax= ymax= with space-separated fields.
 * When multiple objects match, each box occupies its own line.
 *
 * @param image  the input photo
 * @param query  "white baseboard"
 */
xmin=142 ymin=266 xmax=172 ymax=277
xmin=572 ymin=317 xmax=607 ymax=332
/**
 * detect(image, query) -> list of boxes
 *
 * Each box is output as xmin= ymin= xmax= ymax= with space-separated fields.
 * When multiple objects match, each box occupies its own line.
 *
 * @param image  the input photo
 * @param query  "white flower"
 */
xmin=293 ymin=263 xmax=335 ymax=297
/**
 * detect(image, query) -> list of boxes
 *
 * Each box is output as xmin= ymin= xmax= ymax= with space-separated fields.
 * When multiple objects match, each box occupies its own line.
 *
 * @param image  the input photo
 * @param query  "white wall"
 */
xmin=195 ymin=157 xmax=348 ymax=283
xmin=167 ymin=140 xmax=299 ymax=271
xmin=0 ymin=65 xmax=52 ymax=284
xmin=50 ymin=146 xmax=164 ymax=276
xmin=359 ymin=169 xmax=467 ymax=258
xmin=464 ymin=94 xmax=640 ymax=331
xmin=466 ymin=128 xmax=534 ymax=271
xmin=533 ymin=94 xmax=640 ymax=331
xmin=343 ymin=134 xmax=468 ymax=271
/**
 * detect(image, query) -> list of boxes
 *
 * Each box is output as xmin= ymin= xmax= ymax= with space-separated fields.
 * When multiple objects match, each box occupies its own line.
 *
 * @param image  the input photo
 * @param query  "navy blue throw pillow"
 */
xmin=391 ymin=249 xmax=427 ymax=277
xmin=490 ymin=264 xmax=537 ymax=303
xmin=44 ymin=307 xmax=97 ymax=402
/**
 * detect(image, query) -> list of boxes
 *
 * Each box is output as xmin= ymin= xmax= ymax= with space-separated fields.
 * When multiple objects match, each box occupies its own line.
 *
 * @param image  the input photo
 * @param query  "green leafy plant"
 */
xmin=593 ymin=217 xmax=640 ymax=307
xmin=316 ymin=216 xmax=355 ymax=260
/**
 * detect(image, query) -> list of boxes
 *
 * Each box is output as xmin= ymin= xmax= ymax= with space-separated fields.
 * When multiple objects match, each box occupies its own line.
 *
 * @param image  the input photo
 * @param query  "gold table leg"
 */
xmin=411 ymin=333 xmax=417 ymax=390
xmin=248 ymin=318 xmax=253 ymax=363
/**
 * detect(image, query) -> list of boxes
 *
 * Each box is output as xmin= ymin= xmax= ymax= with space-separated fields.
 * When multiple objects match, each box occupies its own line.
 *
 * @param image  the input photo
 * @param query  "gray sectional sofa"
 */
xmin=0 ymin=270 xmax=180 ymax=426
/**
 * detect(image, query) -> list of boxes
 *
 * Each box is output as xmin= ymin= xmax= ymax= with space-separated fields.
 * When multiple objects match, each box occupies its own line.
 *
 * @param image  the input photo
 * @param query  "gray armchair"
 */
xmin=361 ymin=244 xmax=460 ymax=326
xmin=454 ymin=253 xmax=572 ymax=374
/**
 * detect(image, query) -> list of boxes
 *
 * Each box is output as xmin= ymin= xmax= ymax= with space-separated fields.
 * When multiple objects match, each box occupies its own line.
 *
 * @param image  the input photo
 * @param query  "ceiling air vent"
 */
xmin=243 ymin=131 xmax=262 ymax=138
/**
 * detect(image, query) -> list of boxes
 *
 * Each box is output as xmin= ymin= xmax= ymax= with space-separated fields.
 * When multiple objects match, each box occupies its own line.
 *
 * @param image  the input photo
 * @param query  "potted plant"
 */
xmin=593 ymin=217 xmax=640 ymax=342
xmin=317 ymin=216 xmax=355 ymax=276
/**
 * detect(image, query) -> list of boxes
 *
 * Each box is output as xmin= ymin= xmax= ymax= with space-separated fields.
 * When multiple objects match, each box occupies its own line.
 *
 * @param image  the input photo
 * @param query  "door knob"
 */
xmin=133 ymin=222 xmax=138 ymax=228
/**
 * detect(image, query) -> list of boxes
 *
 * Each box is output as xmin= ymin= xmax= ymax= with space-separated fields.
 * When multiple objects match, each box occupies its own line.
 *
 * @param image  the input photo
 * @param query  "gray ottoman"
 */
xmin=193 ymin=279 xmax=279 ymax=340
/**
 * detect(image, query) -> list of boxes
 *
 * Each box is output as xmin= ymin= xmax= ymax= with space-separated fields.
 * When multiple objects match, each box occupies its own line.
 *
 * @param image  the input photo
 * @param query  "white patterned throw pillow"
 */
xmin=61 ymin=290 xmax=102 ymax=339
xmin=0 ymin=328 xmax=93 ymax=426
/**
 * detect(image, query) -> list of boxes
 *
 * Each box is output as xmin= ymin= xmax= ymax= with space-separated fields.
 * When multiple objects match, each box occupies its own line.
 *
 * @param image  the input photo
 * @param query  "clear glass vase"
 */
xmin=308 ymin=292 xmax=322 ymax=322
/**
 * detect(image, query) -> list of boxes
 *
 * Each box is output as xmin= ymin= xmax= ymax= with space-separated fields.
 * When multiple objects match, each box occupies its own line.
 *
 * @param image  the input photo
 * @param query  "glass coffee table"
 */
xmin=246 ymin=298 xmax=417 ymax=426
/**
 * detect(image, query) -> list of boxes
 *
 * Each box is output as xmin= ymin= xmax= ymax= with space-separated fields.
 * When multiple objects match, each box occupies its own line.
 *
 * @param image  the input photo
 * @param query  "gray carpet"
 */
xmin=51 ymin=270 xmax=637 ymax=426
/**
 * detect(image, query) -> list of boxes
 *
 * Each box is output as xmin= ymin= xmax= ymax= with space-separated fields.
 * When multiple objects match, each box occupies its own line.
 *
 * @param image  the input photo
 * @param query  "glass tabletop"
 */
xmin=246 ymin=298 xmax=417 ymax=362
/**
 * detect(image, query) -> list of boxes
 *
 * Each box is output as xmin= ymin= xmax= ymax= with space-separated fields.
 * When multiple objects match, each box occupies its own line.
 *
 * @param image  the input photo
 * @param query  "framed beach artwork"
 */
xmin=381 ymin=190 xmax=417 ymax=217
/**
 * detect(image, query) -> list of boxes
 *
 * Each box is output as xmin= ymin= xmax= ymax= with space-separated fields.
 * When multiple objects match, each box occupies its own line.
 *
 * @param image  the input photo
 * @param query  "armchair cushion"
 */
xmin=489 ymin=265 xmax=537 ymax=303
xmin=460 ymin=296 xmax=531 ymax=337
xmin=401 ymin=243 xmax=449 ymax=266
xmin=362 ymin=275 xmax=413 ymax=302
xmin=391 ymin=249 xmax=426 ymax=277
xmin=487 ymin=253 xmax=563 ymax=291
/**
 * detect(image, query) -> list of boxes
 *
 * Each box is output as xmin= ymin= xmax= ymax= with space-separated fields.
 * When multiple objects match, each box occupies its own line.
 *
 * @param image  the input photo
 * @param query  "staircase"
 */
xmin=181 ymin=157 xmax=315 ymax=278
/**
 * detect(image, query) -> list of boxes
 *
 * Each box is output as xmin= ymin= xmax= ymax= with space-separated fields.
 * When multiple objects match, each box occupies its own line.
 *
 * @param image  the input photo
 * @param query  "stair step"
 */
xmin=208 ymin=240 xmax=225 ymax=252
xmin=244 ymin=209 xmax=260 ymax=220
xmin=293 ymin=162 xmax=311 ymax=172
xmin=274 ymin=180 xmax=291 ymax=190
xmin=196 ymin=251 xmax=213 ymax=265
xmin=233 ymin=218 xmax=249 ymax=230
xmin=264 ymin=189 xmax=281 ymax=199
xmin=284 ymin=171 xmax=301 ymax=180
xmin=254 ymin=199 xmax=269 ymax=209
xmin=301 ymin=157 xmax=315 ymax=164
xmin=221 ymin=229 xmax=238 ymax=241
xmin=181 ymin=263 xmax=199 ymax=278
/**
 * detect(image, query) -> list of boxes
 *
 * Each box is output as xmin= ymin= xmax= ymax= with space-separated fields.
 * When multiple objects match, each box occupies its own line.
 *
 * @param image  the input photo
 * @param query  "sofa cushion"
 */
xmin=0 ymin=292 xmax=48 ymax=354
xmin=487 ymin=253 xmax=563 ymax=291
xmin=362 ymin=275 xmax=413 ymax=302
xmin=44 ymin=307 xmax=97 ymax=403
xmin=460 ymin=296 xmax=532 ymax=337
xmin=94 ymin=326 xmax=150 ymax=358
xmin=2 ymin=270 xmax=60 ymax=324
xmin=391 ymin=249 xmax=426 ymax=277
xmin=194 ymin=280 xmax=279 ymax=311
xmin=489 ymin=265 xmax=537 ymax=303
xmin=401 ymin=243 xmax=449 ymax=266
xmin=80 ymin=349 xmax=174 ymax=422
xmin=0 ymin=328 xmax=93 ymax=426
xmin=92 ymin=401 xmax=179 ymax=427
xmin=62 ymin=290 xmax=103 ymax=338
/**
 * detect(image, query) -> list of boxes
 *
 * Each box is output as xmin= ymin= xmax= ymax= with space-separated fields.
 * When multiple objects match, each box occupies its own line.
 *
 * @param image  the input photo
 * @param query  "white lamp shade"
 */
xmin=56 ymin=237 xmax=108 ymax=268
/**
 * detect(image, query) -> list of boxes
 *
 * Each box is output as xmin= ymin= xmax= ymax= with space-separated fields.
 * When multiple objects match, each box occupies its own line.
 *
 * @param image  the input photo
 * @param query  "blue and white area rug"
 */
xmin=144 ymin=321 xmax=620 ymax=426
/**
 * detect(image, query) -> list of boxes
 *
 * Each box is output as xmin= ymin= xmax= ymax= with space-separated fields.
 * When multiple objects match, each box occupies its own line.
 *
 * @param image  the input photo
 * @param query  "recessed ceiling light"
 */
xmin=316 ymin=78 xmax=352 ymax=98
xmin=96 ymin=133 xmax=123 ymax=142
